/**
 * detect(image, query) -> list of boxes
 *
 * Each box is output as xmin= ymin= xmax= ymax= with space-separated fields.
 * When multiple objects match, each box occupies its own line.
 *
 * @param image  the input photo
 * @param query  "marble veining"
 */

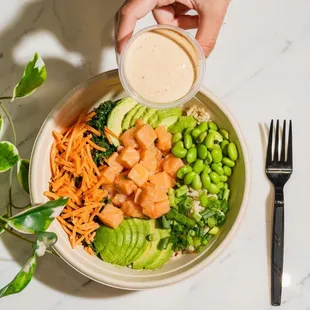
xmin=1 ymin=0 xmax=310 ymax=309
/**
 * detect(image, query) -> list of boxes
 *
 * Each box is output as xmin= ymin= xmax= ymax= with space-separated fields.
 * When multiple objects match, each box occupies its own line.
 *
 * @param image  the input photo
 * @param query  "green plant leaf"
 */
xmin=7 ymin=197 xmax=68 ymax=234
xmin=0 ymin=255 xmax=36 ymax=298
xmin=12 ymin=52 xmax=46 ymax=100
xmin=33 ymin=231 xmax=58 ymax=257
xmin=0 ymin=141 xmax=19 ymax=173
xmin=0 ymin=214 xmax=8 ymax=236
xmin=17 ymin=159 xmax=30 ymax=193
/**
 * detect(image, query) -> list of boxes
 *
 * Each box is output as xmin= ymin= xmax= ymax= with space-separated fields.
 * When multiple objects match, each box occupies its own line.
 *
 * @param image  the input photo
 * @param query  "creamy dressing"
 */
xmin=124 ymin=29 xmax=198 ymax=104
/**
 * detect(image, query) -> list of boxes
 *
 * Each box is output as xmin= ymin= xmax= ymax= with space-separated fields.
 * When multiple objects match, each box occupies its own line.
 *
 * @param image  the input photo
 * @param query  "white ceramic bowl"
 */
xmin=29 ymin=69 xmax=250 ymax=290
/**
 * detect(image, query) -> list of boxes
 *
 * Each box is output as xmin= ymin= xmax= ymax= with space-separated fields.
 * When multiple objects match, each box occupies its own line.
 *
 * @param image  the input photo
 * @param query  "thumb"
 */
xmin=195 ymin=1 xmax=229 ymax=57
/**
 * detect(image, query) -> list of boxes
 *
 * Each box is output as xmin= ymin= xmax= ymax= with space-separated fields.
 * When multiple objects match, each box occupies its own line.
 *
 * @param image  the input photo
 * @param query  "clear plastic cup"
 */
xmin=119 ymin=25 xmax=206 ymax=109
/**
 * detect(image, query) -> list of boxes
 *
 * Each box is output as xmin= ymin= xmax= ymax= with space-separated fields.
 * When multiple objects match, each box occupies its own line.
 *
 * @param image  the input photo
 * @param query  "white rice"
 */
xmin=185 ymin=104 xmax=211 ymax=124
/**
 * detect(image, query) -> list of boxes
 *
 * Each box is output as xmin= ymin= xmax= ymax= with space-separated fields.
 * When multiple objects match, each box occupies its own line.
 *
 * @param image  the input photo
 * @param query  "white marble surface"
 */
xmin=1 ymin=0 xmax=310 ymax=309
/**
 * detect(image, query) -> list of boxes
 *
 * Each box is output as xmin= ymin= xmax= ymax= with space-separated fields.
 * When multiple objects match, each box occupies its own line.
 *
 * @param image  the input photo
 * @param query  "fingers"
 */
xmin=195 ymin=0 xmax=230 ymax=57
xmin=153 ymin=5 xmax=198 ymax=30
xmin=116 ymin=0 xmax=157 ymax=53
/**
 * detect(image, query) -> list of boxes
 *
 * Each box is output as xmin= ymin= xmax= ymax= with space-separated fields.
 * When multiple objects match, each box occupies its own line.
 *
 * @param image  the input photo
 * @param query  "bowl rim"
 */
xmin=29 ymin=69 xmax=251 ymax=290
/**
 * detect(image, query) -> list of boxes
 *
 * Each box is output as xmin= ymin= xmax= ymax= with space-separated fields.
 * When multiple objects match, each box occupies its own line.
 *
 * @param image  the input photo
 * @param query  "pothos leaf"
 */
xmin=0 ymin=214 xmax=8 ymax=236
xmin=7 ymin=197 xmax=68 ymax=234
xmin=0 ymin=255 xmax=36 ymax=298
xmin=17 ymin=159 xmax=30 ymax=193
xmin=12 ymin=52 xmax=47 ymax=100
xmin=0 ymin=141 xmax=19 ymax=173
xmin=34 ymin=231 xmax=58 ymax=257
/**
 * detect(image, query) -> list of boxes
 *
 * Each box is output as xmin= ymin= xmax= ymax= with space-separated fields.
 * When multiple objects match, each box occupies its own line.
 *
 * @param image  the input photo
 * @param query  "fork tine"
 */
xmin=274 ymin=120 xmax=280 ymax=161
xmin=280 ymin=120 xmax=286 ymax=162
xmin=266 ymin=119 xmax=274 ymax=166
xmin=287 ymin=120 xmax=293 ymax=166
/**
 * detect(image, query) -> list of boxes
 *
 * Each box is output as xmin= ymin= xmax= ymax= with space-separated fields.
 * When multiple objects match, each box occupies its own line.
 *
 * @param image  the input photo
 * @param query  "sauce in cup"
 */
xmin=119 ymin=25 xmax=205 ymax=109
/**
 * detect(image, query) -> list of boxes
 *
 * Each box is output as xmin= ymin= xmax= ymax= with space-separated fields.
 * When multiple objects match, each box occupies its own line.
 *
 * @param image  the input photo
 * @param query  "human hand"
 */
xmin=116 ymin=0 xmax=230 ymax=57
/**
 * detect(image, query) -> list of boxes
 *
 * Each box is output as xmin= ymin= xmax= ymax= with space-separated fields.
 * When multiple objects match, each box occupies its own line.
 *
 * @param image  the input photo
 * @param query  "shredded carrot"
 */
xmin=47 ymin=114 xmax=110 ymax=251
xmin=85 ymin=125 xmax=101 ymax=137
xmin=104 ymin=126 xmax=119 ymax=140
xmin=104 ymin=131 xmax=113 ymax=144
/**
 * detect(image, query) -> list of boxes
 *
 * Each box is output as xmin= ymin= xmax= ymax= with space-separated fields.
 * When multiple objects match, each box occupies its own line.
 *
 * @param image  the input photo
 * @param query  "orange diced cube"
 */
xmin=155 ymin=126 xmax=172 ymax=151
xmin=115 ymin=176 xmax=137 ymax=195
xmin=98 ymin=204 xmax=124 ymax=228
xmin=100 ymin=166 xmax=116 ymax=184
xmin=135 ymin=119 xmax=145 ymax=127
xmin=140 ymin=158 xmax=158 ymax=176
xmin=149 ymin=171 xmax=173 ymax=189
xmin=140 ymin=149 xmax=157 ymax=161
xmin=162 ymin=155 xmax=184 ymax=178
xmin=154 ymin=184 xmax=168 ymax=202
xmin=135 ymin=124 xmax=157 ymax=149
xmin=134 ymin=188 xmax=142 ymax=204
xmin=112 ymin=193 xmax=128 ymax=207
xmin=139 ymin=186 xmax=156 ymax=208
xmin=106 ymin=152 xmax=123 ymax=174
xmin=117 ymin=146 xmax=140 ymax=168
xmin=143 ymin=199 xmax=170 ymax=219
xmin=121 ymin=200 xmax=144 ymax=218
xmin=120 ymin=127 xmax=138 ymax=148
xmin=128 ymin=163 xmax=149 ymax=187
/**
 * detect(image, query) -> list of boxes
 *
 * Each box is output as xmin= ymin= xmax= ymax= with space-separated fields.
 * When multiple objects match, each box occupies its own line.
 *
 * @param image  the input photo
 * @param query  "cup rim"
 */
xmin=119 ymin=24 xmax=206 ymax=110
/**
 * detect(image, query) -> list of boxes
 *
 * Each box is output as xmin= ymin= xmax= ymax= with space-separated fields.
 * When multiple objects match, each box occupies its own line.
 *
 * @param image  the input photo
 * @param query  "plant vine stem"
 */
xmin=0 ymin=96 xmax=13 ymax=101
xmin=0 ymin=100 xmax=16 ymax=218
xmin=0 ymin=222 xmax=59 ymax=257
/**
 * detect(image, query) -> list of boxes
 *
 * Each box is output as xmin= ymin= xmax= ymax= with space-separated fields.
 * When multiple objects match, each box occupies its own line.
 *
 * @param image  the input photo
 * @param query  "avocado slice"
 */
xmin=155 ymin=116 xmax=178 ymax=128
xmin=122 ymin=104 xmax=141 ymax=131
xmin=156 ymin=108 xmax=182 ymax=120
xmin=148 ymin=113 xmax=159 ymax=128
xmin=145 ymin=242 xmax=173 ymax=270
xmin=123 ymin=219 xmax=139 ymax=265
xmin=127 ymin=219 xmax=150 ymax=263
xmin=94 ymin=226 xmax=118 ymax=263
xmin=130 ymin=106 xmax=148 ymax=127
xmin=142 ymin=108 xmax=156 ymax=123
xmin=107 ymin=97 xmax=138 ymax=146
xmin=115 ymin=220 xmax=132 ymax=266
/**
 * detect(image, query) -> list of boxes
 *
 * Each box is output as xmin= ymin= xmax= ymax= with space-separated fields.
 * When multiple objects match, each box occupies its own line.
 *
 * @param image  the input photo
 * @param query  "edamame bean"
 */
xmin=208 ymin=183 xmax=219 ymax=194
xmin=197 ymin=131 xmax=207 ymax=143
xmin=220 ymin=175 xmax=228 ymax=182
xmin=191 ymin=128 xmax=201 ymax=138
xmin=191 ymin=174 xmax=202 ymax=190
xmin=210 ymin=144 xmax=221 ymax=150
xmin=184 ymin=171 xmax=196 ymax=185
xmin=209 ymin=129 xmax=223 ymax=142
xmin=193 ymin=159 xmax=204 ymax=174
xmin=186 ymin=147 xmax=197 ymax=163
xmin=172 ymin=132 xmax=182 ymax=144
xmin=218 ymin=182 xmax=224 ymax=189
xmin=172 ymin=146 xmax=187 ymax=158
xmin=208 ymin=121 xmax=218 ymax=131
xmin=198 ymin=144 xmax=208 ymax=159
xmin=203 ymin=165 xmax=212 ymax=174
xmin=223 ymin=165 xmax=232 ymax=176
xmin=222 ymin=157 xmax=235 ymax=167
xmin=205 ymin=151 xmax=213 ymax=164
xmin=228 ymin=142 xmax=238 ymax=161
xmin=201 ymin=173 xmax=211 ymax=189
xmin=209 ymin=171 xmax=220 ymax=184
xmin=184 ymin=134 xmax=193 ymax=149
xmin=197 ymin=121 xmax=208 ymax=132
xmin=211 ymin=148 xmax=223 ymax=163
xmin=184 ymin=127 xmax=194 ymax=135
xmin=174 ymin=141 xmax=184 ymax=148
xmin=199 ymin=193 xmax=209 ymax=207
xmin=223 ymin=183 xmax=229 ymax=189
xmin=205 ymin=132 xmax=215 ymax=149
xmin=211 ymin=163 xmax=224 ymax=176
xmin=218 ymin=162 xmax=223 ymax=167
xmin=177 ymin=165 xmax=192 ymax=179
xmin=220 ymin=140 xmax=229 ymax=155
xmin=219 ymin=129 xmax=229 ymax=140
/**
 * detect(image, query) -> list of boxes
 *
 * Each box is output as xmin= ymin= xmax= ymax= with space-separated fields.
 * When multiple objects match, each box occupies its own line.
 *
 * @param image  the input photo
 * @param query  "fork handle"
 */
xmin=271 ymin=187 xmax=284 ymax=306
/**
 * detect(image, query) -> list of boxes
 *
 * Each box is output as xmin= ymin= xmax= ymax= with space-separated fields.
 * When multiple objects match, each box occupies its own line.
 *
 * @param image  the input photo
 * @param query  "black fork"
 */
xmin=266 ymin=120 xmax=293 ymax=306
